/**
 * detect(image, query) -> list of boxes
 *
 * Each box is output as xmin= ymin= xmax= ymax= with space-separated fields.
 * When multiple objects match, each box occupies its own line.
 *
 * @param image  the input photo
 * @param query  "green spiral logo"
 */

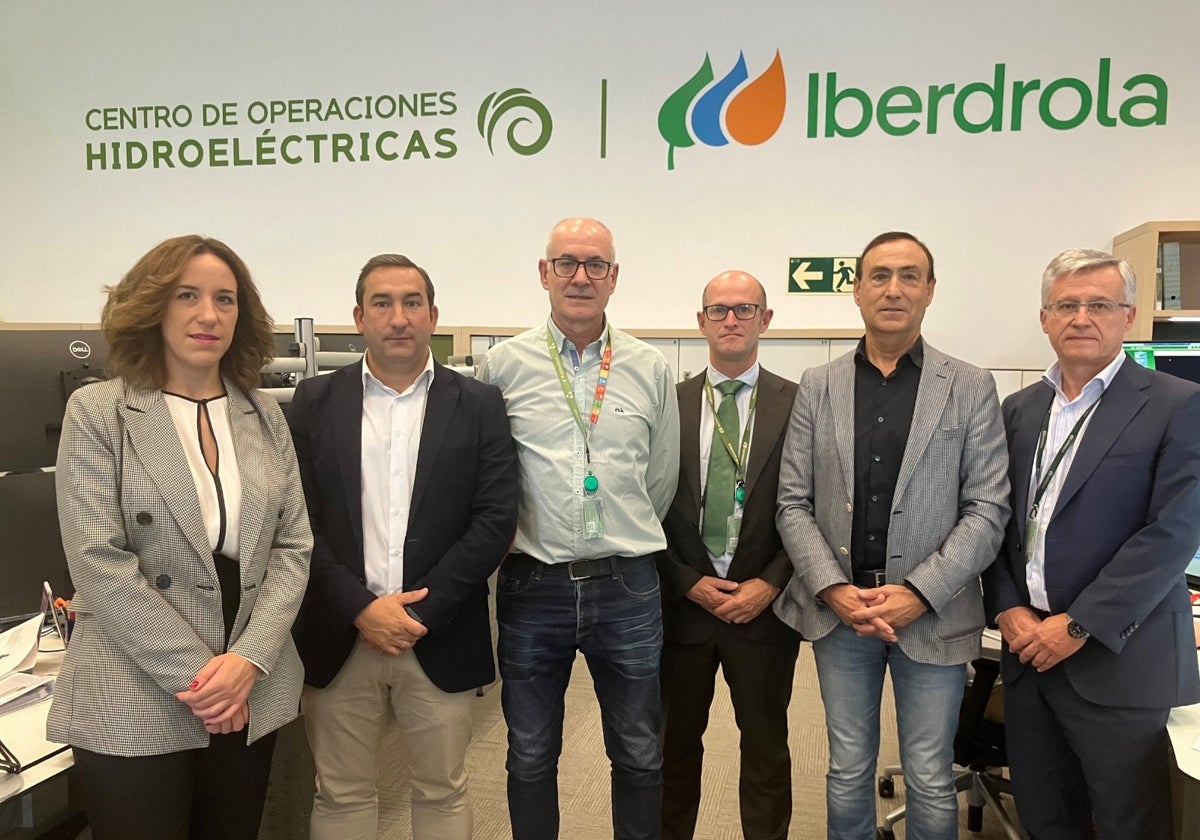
xmin=477 ymin=88 xmax=553 ymax=156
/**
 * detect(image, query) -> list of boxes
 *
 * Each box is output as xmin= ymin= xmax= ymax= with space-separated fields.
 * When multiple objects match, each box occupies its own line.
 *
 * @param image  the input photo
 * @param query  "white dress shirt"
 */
xmin=164 ymin=392 xmax=241 ymax=559
xmin=1025 ymin=351 xmax=1126 ymax=610
xmin=699 ymin=363 xmax=759 ymax=577
xmin=360 ymin=352 xmax=435 ymax=596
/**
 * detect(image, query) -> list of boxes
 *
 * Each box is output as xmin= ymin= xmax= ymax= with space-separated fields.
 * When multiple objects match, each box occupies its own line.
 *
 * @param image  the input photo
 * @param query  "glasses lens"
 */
xmin=705 ymin=305 xmax=729 ymax=321
xmin=733 ymin=304 xmax=758 ymax=320
xmin=552 ymin=258 xmax=579 ymax=278
xmin=583 ymin=260 xmax=610 ymax=280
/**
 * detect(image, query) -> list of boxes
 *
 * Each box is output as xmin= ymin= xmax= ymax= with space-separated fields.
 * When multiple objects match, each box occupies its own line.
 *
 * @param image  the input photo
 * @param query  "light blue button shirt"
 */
xmin=1026 ymin=351 xmax=1126 ymax=610
xmin=480 ymin=318 xmax=680 ymax=563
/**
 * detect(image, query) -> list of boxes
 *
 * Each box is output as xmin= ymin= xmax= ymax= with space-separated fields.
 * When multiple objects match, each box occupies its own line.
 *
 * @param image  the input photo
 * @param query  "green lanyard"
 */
xmin=703 ymin=377 xmax=758 ymax=503
xmin=1029 ymin=397 xmax=1101 ymax=518
xmin=546 ymin=325 xmax=612 ymax=491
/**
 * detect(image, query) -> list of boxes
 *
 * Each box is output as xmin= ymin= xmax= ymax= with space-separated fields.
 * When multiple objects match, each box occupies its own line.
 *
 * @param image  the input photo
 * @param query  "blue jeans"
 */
xmin=497 ymin=554 xmax=664 ymax=840
xmin=812 ymin=623 xmax=966 ymax=840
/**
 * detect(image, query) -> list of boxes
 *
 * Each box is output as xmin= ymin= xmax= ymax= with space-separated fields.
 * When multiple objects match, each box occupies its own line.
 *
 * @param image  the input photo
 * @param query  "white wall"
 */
xmin=3 ymin=1 xmax=1197 ymax=371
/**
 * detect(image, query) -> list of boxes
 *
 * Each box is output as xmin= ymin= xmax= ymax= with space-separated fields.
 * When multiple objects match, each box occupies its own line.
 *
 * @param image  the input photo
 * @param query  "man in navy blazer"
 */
xmin=289 ymin=254 xmax=518 ymax=840
xmin=984 ymin=248 xmax=1200 ymax=840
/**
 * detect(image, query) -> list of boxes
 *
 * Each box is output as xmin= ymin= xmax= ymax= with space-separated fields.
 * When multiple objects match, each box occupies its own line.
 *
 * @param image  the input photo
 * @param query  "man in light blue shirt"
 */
xmin=480 ymin=217 xmax=680 ymax=840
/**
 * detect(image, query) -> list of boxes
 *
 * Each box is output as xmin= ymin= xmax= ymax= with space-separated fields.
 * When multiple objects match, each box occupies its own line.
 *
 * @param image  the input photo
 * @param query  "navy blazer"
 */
xmin=984 ymin=358 xmax=1200 ymax=709
xmin=288 ymin=360 xmax=518 ymax=692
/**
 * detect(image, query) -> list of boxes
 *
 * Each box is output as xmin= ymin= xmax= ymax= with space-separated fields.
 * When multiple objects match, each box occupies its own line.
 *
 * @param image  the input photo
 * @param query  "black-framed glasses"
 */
xmin=1043 ymin=300 xmax=1131 ymax=318
xmin=549 ymin=257 xmax=613 ymax=280
xmin=703 ymin=303 xmax=762 ymax=321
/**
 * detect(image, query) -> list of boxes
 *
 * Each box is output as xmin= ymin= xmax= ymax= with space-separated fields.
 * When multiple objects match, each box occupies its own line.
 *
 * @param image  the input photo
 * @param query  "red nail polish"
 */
xmin=190 ymin=680 xmax=199 ymax=690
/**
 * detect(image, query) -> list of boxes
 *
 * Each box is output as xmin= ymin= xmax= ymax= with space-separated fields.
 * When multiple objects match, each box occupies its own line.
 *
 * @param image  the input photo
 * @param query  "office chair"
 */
xmin=875 ymin=657 xmax=1023 ymax=840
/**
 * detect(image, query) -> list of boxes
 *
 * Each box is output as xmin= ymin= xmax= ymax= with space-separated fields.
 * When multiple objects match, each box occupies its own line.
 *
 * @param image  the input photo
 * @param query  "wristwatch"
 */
xmin=1065 ymin=615 xmax=1090 ymax=640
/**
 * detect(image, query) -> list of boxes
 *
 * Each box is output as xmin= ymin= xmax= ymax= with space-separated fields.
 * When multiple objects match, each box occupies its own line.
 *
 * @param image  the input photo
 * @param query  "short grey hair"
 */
xmin=1040 ymin=249 xmax=1136 ymax=306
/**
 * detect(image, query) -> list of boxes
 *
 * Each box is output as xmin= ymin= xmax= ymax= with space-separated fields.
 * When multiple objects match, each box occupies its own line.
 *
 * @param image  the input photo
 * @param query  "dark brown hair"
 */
xmin=856 ymin=231 xmax=936 ymax=282
xmin=355 ymin=254 xmax=435 ymax=308
xmin=102 ymin=235 xmax=274 ymax=392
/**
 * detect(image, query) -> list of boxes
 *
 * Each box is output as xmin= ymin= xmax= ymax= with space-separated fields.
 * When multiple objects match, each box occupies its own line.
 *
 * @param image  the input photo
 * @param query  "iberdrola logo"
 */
xmin=658 ymin=50 xmax=786 ymax=170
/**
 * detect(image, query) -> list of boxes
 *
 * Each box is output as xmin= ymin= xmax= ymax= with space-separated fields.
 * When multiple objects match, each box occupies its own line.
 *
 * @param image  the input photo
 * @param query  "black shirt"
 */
xmin=851 ymin=337 xmax=923 ymax=578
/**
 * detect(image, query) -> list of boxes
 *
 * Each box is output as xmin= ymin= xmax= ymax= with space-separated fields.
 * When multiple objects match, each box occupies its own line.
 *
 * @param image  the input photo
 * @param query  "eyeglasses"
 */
xmin=1043 ymin=300 xmax=1132 ymax=318
xmin=703 ymin=303 xmax=762 ymax=321
xmin=548 ymin=258 xmax=613 ymax=280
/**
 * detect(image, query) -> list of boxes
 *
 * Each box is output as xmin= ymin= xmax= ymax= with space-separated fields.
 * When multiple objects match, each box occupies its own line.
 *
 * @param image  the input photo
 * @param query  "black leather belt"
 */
xmin=505 ymin=552 xmax=649 ymax=581
xmin=853 ymin=569 xmax=888 ymax=588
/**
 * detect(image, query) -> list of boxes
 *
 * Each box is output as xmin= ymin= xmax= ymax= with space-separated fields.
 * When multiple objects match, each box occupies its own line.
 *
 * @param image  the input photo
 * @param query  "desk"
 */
xmin=1167 ymin=650 xmax=1200 ymax=840
xmin=0 ymin=648 xmax=76 ymax=838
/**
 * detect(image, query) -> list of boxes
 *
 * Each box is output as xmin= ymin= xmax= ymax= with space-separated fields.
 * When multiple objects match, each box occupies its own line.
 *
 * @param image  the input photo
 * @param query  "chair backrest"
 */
xmin=953 ymin=657 xmax=1006 ymax=769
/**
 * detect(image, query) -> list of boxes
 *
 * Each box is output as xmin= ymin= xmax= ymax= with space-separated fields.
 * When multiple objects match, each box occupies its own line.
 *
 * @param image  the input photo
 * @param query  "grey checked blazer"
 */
xmin=773 ymin=343 xmax=1010 ymax=666
xmin=47 ymin=378 xmax=311 ymax=755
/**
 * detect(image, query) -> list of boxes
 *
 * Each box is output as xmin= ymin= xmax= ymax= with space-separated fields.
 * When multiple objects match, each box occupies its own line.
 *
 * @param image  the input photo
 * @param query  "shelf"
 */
xmin=1112 ymin=221 xmax=1200 ymax=341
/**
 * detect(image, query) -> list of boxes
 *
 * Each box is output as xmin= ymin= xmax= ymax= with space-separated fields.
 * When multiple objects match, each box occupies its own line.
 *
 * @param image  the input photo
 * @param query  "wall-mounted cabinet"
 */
xmin=1112 ymin=221 xmax=1200 ymax=340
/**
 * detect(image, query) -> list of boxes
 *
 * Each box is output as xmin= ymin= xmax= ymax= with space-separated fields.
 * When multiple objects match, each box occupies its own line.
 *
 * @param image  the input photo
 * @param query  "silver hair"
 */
xmin=544 ymin=217 xmax=616 ymax=260
xmin=1040 ymin=248 xmax=1136 ymax=306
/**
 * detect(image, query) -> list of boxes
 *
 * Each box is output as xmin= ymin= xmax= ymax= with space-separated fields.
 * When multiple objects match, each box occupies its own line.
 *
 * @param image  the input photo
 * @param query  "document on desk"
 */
xmin=0 ymin=615 xmax=41 ymax=680
xmin=0 ymin=673 xmax=53 ymax=717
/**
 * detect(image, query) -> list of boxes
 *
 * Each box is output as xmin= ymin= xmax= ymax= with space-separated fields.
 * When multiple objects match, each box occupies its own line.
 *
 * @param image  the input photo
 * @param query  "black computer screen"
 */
xmin=1124 ymin=341 xmax=1200 ymax=386
xmin=0 ymin=470 xmax=71 ymax=621
xmin=1126 ymin=343 xmax=1200 ymax=587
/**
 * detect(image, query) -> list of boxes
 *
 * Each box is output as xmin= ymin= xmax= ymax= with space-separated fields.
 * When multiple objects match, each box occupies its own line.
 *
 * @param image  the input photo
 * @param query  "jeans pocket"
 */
xmin=616 ymin=562 xmax=660 ymax=598
xmin=497 ymin=566 xmax=536 ymax=597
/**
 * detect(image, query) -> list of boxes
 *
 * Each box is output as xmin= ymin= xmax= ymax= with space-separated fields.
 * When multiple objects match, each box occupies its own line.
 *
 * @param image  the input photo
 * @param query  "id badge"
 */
xmin=1023 ymin=515 xmax=1039 ymax=564
xmin=582 ymin=496 xmax=606 ymax=539
xmin=725 ymin=510 xmax=742 ymax=554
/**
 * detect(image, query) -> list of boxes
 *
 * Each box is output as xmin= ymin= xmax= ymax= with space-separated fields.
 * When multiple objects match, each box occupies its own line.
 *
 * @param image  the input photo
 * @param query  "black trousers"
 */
xmin=660 ymin=632 xmax=801 ymax=840
xmin=71 ymin=729 xmax=277 ymax=840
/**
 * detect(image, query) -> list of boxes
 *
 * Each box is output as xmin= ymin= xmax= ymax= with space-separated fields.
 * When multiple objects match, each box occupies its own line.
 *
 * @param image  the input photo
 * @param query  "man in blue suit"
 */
xmin=984 ymin=248 xmax=1200 ymax=840
xmin=289 ymin=254 xmax=518 ymax=840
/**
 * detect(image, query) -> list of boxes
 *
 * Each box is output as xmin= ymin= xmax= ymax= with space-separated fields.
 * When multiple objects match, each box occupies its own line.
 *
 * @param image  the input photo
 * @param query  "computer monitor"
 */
xmin=1187 ymin=547 xmax=1200 ymax=590
xmin=1123 ymin=341 xmax=1200 ymax=386
xmin=0 ymin=470 xmax=71 ymax=623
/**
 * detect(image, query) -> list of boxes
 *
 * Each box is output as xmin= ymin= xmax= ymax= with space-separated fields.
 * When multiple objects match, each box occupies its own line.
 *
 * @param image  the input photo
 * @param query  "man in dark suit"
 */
xmin=659 ymin=270 xmax=801 ymax=840
xmin=288 ymin=254 xmax=518 ymax=840
xmin=983 ymin=248 xmax=1200 ymax=840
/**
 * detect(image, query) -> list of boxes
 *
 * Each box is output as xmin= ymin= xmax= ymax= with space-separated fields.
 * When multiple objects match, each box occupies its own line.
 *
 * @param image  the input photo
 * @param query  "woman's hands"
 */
xmin=176 ymin=653 xmax=259 ymax=734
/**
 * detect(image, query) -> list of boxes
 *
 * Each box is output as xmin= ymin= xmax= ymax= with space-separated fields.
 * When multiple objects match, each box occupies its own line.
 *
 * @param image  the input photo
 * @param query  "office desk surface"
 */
xmin=1167 ymin=650 xmax=1200 ymax=783
xmin=0 ymin=647 xmax=68 ymax=805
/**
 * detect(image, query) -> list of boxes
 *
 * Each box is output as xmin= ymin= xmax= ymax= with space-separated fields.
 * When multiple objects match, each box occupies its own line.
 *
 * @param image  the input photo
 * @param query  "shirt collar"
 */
xmin=361 ymin=350 xmax=435 ymax=398
xmin=707 ymin=362 xmax=760 ymax=388
xmin=854 ymin=335 xmax=925 ymax=369
xmin=546 ymin=315 xmax=610 ymax=357
xmin=1041 ymin=350 xmax=1126 ymax=404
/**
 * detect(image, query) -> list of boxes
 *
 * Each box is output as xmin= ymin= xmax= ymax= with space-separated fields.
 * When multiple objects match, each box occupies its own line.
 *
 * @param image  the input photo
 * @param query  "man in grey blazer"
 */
xmin=773 ymin=231 xmax=1010 ymax=840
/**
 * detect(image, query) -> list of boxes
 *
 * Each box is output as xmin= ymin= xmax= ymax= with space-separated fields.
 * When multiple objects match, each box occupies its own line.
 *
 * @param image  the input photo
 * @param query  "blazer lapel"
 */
xmin=895 ymin=350 xmax=952 ymax=500
xmin=1053 ymin=361 xmax=1149 ymax=517
xmin=227 ymin=386 xmax=267 ymax=568
xmin=333 ymin=363 xmax=366 ymax=556
xmin=743 ymin=369 xmax=790 ymax=498
xmin=1010 ymin=384 xmax=1054 ymax=544
xmin=828 ymin=353 xmax=857 ymax=497
xmin=410 ymin=362 xmax=458 ymax=519
xmin=678 ymin=373 xmax=705 ymax=514
xmin=119 ymin=386 xmax=213 ymax=566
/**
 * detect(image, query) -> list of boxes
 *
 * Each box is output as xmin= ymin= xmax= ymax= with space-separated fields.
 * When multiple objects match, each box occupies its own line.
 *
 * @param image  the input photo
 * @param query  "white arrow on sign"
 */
xmin=791 ymin=261 xmax=824 ymax=291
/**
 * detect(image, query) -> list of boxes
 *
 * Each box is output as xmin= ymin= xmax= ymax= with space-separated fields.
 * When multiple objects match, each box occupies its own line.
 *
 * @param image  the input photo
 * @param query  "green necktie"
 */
xmin=701 ymin=379 xmax=746 ymax=556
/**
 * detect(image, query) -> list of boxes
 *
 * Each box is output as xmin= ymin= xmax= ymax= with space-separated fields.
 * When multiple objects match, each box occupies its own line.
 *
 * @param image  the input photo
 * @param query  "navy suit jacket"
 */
xmin=660 ymin=368 xmax=799 ymax=645
xmin=288 ymin=360 xmax=518 ymax=692
xmin=983 ymin=358 xmax=1200 ymax=709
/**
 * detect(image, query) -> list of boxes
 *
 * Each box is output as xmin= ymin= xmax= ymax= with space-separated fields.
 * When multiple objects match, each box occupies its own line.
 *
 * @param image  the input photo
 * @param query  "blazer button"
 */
xmin=839 ymin=546 xmax=849 ymax=555
xmin=846 ymin=502 xmax=852 ymax=512
xmin=136 ymin=511 xmax=153 ymax=525
xmin=156 ymin=574 xmax=172 ymax=590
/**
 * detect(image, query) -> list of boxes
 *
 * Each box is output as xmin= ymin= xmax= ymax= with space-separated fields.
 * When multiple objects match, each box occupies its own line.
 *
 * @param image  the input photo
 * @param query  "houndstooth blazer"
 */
xmin=47 ymin=377 xmax=311 ymax=756
xmin=772 ymin=342 xmax=1010 ymax=666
